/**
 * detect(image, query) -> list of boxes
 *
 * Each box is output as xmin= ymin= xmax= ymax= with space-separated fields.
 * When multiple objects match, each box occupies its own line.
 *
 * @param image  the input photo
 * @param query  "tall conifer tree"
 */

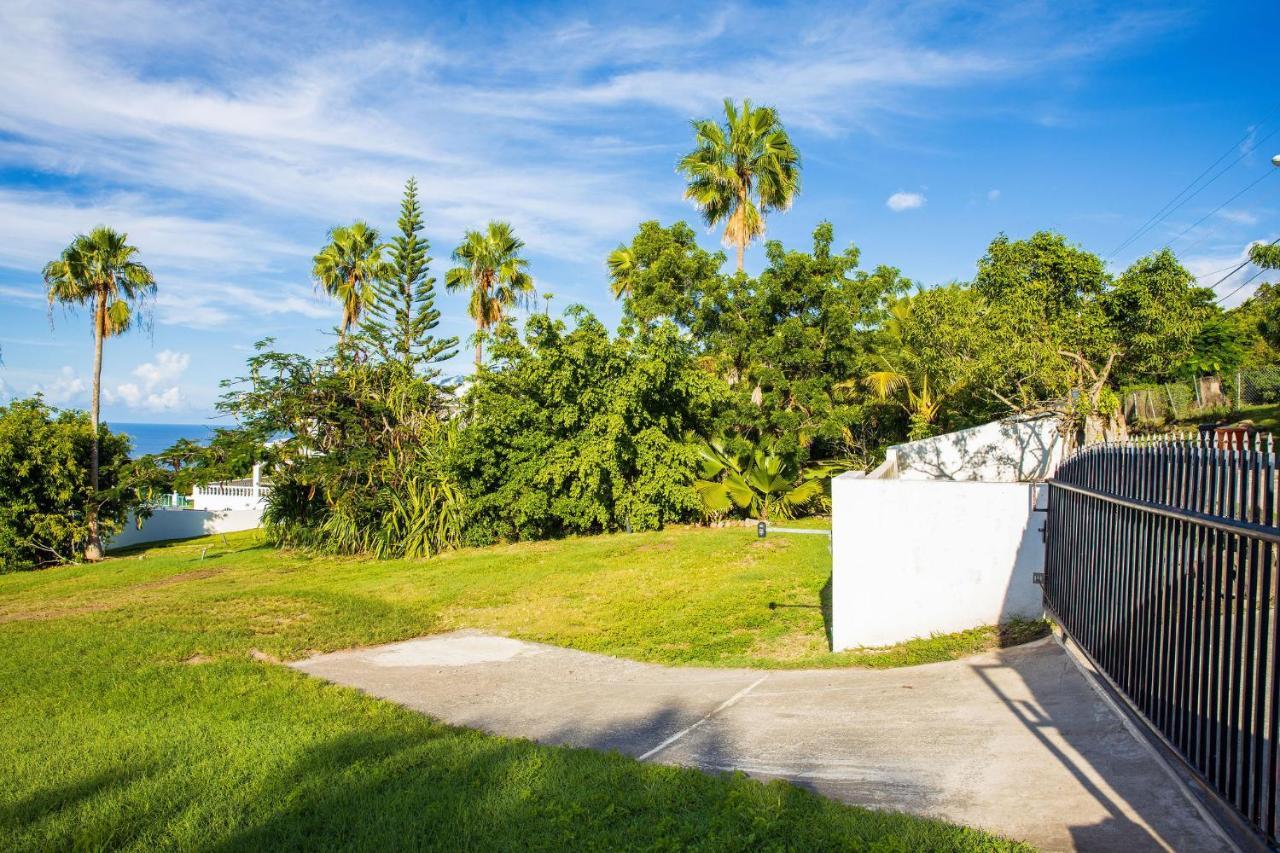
xmin=363 ymin=178 xmax=457 ymax=376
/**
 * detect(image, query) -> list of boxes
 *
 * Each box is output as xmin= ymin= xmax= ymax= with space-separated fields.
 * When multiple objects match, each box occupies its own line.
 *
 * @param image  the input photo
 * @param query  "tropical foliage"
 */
xmin=454 ymin=310 xmax=723 ymax=543
xmin=693 ymin=432 xmax=830 ymax=520
xmin=678 ymin=98 xmax=801 ymax=272
xmin=43 ymin=225 xmax=156 ymax=560
xmin=22 ymin=97 xmax=1280 ymax=568
xmin=445 ymin=221 xmax=534 ymax=367
xmin=312 ymin=221 xmax=391 ymax=342
xmin=0 ymin=398 xmax=158 ymax=571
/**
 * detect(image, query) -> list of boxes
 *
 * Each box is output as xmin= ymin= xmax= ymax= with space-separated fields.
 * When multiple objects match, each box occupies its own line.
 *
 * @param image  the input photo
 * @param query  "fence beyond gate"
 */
xmin=1045 ymin=433 xmax=1280 ymax=844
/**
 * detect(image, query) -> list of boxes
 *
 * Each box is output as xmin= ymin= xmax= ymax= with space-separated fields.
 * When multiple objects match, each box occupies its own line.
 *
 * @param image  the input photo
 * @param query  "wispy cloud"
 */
xmin=0 ymin=0 xmax=1184 ymax=391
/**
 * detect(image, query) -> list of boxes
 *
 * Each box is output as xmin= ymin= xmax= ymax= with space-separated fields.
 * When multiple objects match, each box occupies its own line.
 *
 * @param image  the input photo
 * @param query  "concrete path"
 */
xmin=292 ymin=631 xmax=1230 ymax=852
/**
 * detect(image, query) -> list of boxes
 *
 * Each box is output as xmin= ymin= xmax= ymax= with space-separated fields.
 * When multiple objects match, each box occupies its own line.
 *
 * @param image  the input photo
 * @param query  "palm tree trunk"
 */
xmin=475 ymin=316 xmax=484 ymax=369
xmin=86 ymin=293 xmax=105 ymax=561
xmin=736 ymin=240 xmax=745 ymax=274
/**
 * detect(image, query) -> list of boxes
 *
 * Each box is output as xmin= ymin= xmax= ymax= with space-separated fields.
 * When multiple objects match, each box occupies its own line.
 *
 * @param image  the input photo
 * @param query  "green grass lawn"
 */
xmin=0 ymin=525 xmax=1035 ymax=851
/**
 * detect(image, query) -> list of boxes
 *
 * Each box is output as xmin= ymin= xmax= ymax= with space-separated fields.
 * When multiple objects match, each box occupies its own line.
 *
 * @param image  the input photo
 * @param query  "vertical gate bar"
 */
xmin=1229 ymin=444 xmax=1248 ymax=806
xmin=1241 ymin=437 xmax=1261 ymax=820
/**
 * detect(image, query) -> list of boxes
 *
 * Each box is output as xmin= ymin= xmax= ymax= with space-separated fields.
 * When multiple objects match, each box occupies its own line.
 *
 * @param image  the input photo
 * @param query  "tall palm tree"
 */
xmin=43 ymin=226 xmax=156 ymax=561
xmin=677 ymin=98 xmax=801 ymax=273
xmin=606 ymin=244 xmax=637 ymax=299
xmin=312 ymin=221 xmax=391 ymax=342
xmin=445 ymin=221 xmax=534 ymax=368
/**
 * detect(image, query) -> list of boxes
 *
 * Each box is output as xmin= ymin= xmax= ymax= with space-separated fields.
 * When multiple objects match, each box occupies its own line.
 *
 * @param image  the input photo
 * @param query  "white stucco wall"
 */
xmin=882 ymin=415 xmax=1062 ymax=482
xmin=106 ymin=507 xmax=263 ymax=551
xmin=830 ymin=473 xmax=1046 ymax=649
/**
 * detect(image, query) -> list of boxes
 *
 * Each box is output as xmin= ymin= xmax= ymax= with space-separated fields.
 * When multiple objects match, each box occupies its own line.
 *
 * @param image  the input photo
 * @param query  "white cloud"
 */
xmin=102 ymin=349 xmax=189 ymax=411
xmin=32 ymin=365 xmax=86 ymax=405
xmin=987 ymin=189 xmax=1001 ymax=202
xmin=886 ymin=191 xmax=926 ymax=212
xmin=133 ymin=350 xmax=189 ymax=389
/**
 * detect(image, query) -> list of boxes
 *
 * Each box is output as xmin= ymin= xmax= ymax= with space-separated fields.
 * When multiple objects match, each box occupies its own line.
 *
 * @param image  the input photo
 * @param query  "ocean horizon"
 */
xmin=107 ymin=421 xmax=220 ymax=457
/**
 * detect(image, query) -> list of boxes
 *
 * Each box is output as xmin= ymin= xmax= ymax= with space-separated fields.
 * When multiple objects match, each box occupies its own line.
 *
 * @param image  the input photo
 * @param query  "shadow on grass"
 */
xmin=208 ymin=721 xmax=1011 ymax=852
xmin=765 ymin=573 xmax=834 ymax=650
xmin=1 ymin=765 xmax=149 ymax=828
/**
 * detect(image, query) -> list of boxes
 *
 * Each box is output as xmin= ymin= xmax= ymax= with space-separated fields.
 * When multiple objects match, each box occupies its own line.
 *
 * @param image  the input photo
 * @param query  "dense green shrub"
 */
xmin=0 ymin=398 xmax=153 ymax=570
xmin=454 ymin=309 xmax=725 ymax=544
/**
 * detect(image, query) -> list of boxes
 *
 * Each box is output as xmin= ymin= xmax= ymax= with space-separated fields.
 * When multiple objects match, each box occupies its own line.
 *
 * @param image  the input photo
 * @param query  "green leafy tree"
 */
xmin=1103 ymin=249 xmax=1217 ymax=382
xmin=361 ymin=179 xmax=458 ymax=374
xmin=43 ymin=225 xmax=156 ymax=560
xmin=313 ymin=221 xmax=391 ymax=343
xmin=1227 ymin=281 xmax=1280 ymax=367
xmin=698 ymin=222 xmax=910 ymax=460
xmin=611 ymin=221 xmax=725 ymax=326
xmin=0 ymin=398 xmax=158 ymax=570
xmin=678 ymin=98 xmax=801 ymax=272
xmin=454 ymin=309 xmax=725 ymax=543
xmin=1251 ymin=242 xmax=1280 ymax=271
xmin=692 ymin=432 xmax=828 ymax=521
xmin=445 ymin=221 xmax=534 ymax=368
xmin=217 ymin=340 xmax=461 ymax=558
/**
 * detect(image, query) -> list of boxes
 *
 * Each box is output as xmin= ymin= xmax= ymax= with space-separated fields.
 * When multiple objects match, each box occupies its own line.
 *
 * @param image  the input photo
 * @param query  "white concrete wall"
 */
xmin=830 ymin=473 xmax=1045 ymax=649
xmin=882 ymin=415 xmax=1062 ymax=482
xmin=106 ymin=507 xmax=263 ymax=551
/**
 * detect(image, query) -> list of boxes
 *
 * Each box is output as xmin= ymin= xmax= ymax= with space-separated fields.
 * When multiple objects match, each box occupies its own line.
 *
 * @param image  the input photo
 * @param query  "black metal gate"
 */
xmin=1045 ymin=432 xmax=1280 ymax=843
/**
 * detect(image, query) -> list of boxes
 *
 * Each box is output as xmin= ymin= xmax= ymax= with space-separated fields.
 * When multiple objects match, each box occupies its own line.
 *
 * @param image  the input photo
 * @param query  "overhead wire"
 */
xmin=1208 ymin=237 xmax=1279 ymax=305
xmin=1107 ymin=111 xmax=1280 ymax=259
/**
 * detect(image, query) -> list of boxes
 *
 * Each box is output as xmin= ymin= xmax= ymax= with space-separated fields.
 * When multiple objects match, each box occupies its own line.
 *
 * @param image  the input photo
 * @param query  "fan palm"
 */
xmin=677 ymin=98 xmax=801 ymax=272
xmin=43 ymin=226 xmax=156 ymax=560
xmin=312 ymin=221 xmax=391 ymax=342
xmin=693 ymin=433 xmax=829 ymax=521
xmin=445 ymin=221 xmax=534 ymax=367
xmin=606 ymin=244 xmax=637 ymax=299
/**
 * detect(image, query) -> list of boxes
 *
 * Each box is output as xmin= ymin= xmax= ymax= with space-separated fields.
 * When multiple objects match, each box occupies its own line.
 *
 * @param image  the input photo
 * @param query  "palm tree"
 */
xmin=43 ymin=226 xmax=156 ymax=561
xmin=843 ymin=299 xmax=966 ymax=440
xmin=677 ymin=98 xmax=801 ymax=273
xmin=312 ymin=221 xmax=391 ymax=342
xmin=606 ymin=244 xmax=637 ymax=299
xmin=445 ymin=221 xmax=534 ymax=368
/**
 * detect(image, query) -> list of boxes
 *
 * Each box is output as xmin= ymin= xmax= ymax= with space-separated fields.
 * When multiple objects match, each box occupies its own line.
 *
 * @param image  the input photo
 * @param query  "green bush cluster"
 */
xmin=0 ymin=399 xmax=156 ymax=570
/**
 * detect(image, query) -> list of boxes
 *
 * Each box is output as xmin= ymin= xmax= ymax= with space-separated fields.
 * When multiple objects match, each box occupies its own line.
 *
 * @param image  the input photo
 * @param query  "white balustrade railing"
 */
xmin=193 ymin=484 xmax=262 ymax=498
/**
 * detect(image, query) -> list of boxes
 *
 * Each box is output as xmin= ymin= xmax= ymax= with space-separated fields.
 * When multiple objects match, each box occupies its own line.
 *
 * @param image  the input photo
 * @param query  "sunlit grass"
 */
xmin=0 ymin=526 xmax=1038 ymax=851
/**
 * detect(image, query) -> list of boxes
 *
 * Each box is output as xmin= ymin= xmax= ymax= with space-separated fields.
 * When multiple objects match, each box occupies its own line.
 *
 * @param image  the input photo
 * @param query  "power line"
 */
xmin=1108 ymin=112 xmax=1280 ymax=259
xmin=1169 ymin=169 xmax=1278 ymax=247
xmin=1177 ymin=183 xmax=1280 ymax=257
xmin=1215 ymin=265 xmax=1268 ymax=306
xmin=1210 ymin=237 xmax=1279 ymax=305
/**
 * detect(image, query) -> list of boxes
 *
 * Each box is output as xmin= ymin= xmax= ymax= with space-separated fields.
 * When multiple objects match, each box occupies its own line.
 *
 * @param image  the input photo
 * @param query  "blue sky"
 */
xmin=1 ymin=0 xmax=1278 ymax=423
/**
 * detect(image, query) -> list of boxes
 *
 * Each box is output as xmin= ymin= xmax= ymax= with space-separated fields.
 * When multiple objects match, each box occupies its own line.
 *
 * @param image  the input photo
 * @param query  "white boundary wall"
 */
xmin=880 ymin=414 xmax=1062 ymax=481
xmin=830 ymin=474 xmax=1046 ymax=649
xmin=107 ymin=506 xmax=262 ymax=551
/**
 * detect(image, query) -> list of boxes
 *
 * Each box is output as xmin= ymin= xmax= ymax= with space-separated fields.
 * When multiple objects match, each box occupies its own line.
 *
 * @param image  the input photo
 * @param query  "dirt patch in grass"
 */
xmin=131 ymin=568 xmax=222 ymax=590
xmin=0 ymin=601 xmax=113 ymax=624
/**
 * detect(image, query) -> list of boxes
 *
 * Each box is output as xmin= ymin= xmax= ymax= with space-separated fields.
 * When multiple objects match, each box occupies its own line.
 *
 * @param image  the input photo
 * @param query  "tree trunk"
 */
xmin=475 ymin=316 xmax=484 ymax=369
xmin=85 ymin=293 xmax=105 ymax=561
xmin=736 ymin=240 xmax=745 ymax=274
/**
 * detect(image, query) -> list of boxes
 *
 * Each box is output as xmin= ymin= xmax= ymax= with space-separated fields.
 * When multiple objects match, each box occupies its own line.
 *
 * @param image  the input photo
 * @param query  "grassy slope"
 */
xmin=0 ymin=527 xmax=1034 ymax=851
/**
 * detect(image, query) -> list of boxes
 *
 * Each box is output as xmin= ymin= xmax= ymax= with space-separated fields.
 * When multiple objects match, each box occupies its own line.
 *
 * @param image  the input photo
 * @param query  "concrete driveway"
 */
xmin=292 ymin=631 xmax=1230 ymax=852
